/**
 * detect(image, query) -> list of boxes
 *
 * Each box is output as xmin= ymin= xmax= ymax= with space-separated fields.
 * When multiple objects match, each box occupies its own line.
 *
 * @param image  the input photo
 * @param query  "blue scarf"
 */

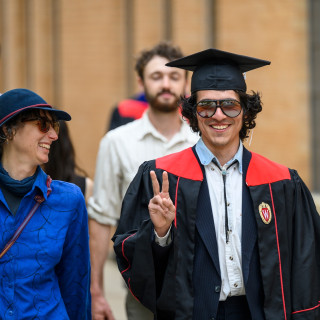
xmin=0 ymin=162 xmax=39 ymax=196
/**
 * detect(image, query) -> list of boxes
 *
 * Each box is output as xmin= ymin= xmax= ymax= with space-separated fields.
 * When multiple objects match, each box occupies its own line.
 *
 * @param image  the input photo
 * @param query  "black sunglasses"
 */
xmin=196 ymin=99 xmax=242 ymax=118
xmin=22 ymin=117 xmax=60 ymax=134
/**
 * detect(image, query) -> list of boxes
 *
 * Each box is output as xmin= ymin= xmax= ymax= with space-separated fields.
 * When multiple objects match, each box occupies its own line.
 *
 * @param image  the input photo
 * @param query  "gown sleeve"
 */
xmin=290 ymin=170 xmax=320 ymax=319
xmin=112 ymin=161 xmax=158 ymax=314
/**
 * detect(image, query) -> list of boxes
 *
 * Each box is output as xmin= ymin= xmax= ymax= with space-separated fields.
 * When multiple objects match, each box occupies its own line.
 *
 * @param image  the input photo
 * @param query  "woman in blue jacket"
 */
xmin=0 ymin=88 xmax=91 ymax=319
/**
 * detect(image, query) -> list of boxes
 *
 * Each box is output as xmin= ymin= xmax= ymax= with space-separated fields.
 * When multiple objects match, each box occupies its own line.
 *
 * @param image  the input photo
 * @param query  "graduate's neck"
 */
xmin=204 ymin=139 xmax=240 ymax=167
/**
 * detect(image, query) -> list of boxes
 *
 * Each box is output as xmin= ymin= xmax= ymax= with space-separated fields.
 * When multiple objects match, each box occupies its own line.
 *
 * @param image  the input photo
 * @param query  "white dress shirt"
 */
xmin=88 ymin=110 xmax=199 ymax=226
xmin=196 ymin=139 xmax=245 ymax=300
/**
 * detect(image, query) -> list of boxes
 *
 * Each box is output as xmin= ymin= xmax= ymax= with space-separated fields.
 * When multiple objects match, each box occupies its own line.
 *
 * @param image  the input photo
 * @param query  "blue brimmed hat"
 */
xmin=0 ymin=88 xmax=71 ymax=127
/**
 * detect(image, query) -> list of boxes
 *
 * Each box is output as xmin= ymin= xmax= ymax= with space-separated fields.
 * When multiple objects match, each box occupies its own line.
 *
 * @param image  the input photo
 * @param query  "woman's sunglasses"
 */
xmin=22 ymin=117 xmax=60 ymax=134
xmin=196 ymin=99 xmax=242 ymax=118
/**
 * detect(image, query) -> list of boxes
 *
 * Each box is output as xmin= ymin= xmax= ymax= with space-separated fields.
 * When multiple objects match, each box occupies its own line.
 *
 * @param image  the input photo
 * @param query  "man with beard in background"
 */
xmin=88 ymin=41 xmax=199 ymax=320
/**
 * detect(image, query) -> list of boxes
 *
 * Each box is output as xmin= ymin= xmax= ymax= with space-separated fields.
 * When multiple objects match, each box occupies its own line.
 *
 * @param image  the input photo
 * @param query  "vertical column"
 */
xmin=52 ymin=0 xmax=62 ymax=106
xmin=163 ymin=0 xmax=172 ymax=41
xmin=126 ymin=0 xmax=166 ymax=95
xmin=124 ymin=0 xmax=135 ymax=97
xmin=25 ymin=0 xmax=54 ymax=102
xmin=1 ymin=0 xmax=27 ymax=90
xmin=205 ymin=0 xmax=217 ymax=48
xmin=172 ymin=0 xmax=209 ymax=53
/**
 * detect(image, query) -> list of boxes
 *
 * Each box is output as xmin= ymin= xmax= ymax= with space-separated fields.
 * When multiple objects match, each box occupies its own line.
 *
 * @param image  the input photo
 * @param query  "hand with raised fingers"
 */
xmin=148 ymin=170 xmax=175 ymax=237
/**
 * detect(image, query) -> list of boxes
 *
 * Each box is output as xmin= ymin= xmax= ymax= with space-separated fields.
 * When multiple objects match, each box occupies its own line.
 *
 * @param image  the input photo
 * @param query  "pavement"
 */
xmin=104 ymin=254 xmax=127 ymax=320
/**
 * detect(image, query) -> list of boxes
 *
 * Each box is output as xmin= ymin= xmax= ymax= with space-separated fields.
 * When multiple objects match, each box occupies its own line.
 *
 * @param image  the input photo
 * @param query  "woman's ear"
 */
xmin=2 ymin=125 xmax=8 ymax=135
xmin=1 ymin=125 xmax=9 ymax=139
xmin=2 ymin=125 xmax=16 ymax=141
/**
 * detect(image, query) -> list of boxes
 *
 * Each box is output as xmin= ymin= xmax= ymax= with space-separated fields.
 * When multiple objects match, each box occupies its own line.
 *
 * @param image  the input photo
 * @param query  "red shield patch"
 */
xmin=258 ymin=202 xmax=272 ymax=224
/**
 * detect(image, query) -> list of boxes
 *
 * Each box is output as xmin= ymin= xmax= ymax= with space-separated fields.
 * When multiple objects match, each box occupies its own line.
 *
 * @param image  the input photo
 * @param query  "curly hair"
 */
xmin=135 ymin=41 xmax=185 ymax=79
xmin=181 ymin=90 xmax=263 ymax=141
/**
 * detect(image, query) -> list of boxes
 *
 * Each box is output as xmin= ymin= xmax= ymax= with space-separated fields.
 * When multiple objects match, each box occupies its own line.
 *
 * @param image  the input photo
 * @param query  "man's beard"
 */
xmin=145 ymin=89 xmax=180 ymax=113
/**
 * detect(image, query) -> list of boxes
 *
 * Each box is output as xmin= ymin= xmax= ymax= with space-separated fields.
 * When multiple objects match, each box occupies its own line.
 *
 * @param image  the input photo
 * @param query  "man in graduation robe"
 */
xmin=113 ymin=48 xmax=320 ymax=320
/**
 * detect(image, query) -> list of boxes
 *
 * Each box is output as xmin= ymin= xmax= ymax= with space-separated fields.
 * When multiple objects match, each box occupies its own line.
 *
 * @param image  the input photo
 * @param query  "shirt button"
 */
xmin=215 ymin=285 xmax=221 ymax=293
xmin=8 ymin=310 xmax=13 ymax=316
xmin=229 ymin=256 xmax=233 ymax=260
xmin=210 ymin=167 xmax=214 ymax=171
xmin=227 ymin=202 xmax=230 ymax=206
xmin=234 ymin=283 xmax=238 ymax=288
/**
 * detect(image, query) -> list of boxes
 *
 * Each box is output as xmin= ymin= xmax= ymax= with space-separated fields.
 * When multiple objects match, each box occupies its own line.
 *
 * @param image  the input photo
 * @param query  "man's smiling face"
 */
xmin=196 ymin=89 xmax=243 ymax=156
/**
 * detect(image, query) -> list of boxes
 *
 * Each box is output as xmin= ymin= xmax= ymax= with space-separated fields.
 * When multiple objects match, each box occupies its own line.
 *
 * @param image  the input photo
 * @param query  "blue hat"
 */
xmin=0 ymin=88 xmax=71 ymax=127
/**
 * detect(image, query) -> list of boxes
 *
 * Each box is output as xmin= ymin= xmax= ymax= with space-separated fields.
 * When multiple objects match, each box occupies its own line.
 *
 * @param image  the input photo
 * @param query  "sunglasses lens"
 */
xmin=196 ymin=100 xmax=242 ymax=118
xmin=220 ymin=100 xmax=242 ymax=117
xmin=37 ymin=118 xmax=59 ymax=134
xmin=197 ymin=101 xmax=217 ymax=118
xmin=38 ymin=119 xmax=50 ymax=133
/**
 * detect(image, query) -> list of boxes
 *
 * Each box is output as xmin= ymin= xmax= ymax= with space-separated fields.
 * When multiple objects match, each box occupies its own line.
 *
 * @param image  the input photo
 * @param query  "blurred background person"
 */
xmin=0 ymin=88 xmax=91 ymax=319
xmin=43 ymin=120 xmax=93 ymax=204
xmin=107 ymin=91 xmax=148 ymax=131
xmin=88 ymin=41 xmax=199 ymax=320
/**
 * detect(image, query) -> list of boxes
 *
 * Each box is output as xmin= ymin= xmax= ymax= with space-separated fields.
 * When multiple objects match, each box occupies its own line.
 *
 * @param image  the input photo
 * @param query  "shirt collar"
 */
xmin=136 ymin=110 xmax=163 ymax=141
xmin=31 ymin=167 xmax=50 ymax=200
xmin=195 ymin=138 xmax=243 ymax=174
xmin=137 ymin=109 xmax=191 ymax=142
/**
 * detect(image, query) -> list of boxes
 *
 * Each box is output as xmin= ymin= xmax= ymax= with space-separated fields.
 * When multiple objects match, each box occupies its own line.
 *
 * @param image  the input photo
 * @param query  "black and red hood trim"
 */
xmin=246 ymin=152 xmax=291 ymax=186
xmin=156 ymin=147 xmax=203 ymax=181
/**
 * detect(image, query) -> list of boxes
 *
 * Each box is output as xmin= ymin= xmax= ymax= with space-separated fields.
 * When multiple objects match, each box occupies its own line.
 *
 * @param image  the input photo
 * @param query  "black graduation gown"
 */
xmin=113 ymin=146 xmax=320 ymax=320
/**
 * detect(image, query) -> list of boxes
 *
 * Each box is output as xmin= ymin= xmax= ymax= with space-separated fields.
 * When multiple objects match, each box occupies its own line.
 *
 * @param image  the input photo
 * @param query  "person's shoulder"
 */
xmin=50 ymin=179 xmax=85 ymax=202
xmin=105 ymin=116 xmax=144 ymax=139
xmin=156 ymin=147 xmax=203 ymax=181
xmin=100 ymin=117 xmax=145 ymax=150
xmin=117 ymin=98 xmax=148 ymax=118
xmin=157 ymin=147 xmax=194 ymax=161
xmin=43 ymin=179 xmax=87 ymax=223
xmin=246 ymin=151 xmax=291 ymax=186
xmin=180 ymin=120 xmax=200 ymax=143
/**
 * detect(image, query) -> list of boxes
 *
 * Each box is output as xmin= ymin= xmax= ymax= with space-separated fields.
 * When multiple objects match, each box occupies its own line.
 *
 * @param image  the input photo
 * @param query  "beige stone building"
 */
xmin=0 ymin=0 xmax=319 ymax=192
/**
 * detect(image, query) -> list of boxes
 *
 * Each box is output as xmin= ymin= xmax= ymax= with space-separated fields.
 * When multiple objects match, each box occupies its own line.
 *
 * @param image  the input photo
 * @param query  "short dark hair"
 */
xmin=135 ymin=41 xmax=185 ymax=79
xmin=181 ymin=90 xmax=263 ymax=141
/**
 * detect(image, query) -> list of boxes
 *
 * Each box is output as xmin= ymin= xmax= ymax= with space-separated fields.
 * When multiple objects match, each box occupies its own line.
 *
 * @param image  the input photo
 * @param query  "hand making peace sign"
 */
xmin=148 ymin=170 xmax=176 ymax=237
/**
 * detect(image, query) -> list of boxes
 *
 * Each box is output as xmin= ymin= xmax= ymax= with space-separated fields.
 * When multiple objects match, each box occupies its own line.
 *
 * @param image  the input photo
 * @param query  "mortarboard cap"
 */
xmin=166 ymin=48 xmax=270 ymax=93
